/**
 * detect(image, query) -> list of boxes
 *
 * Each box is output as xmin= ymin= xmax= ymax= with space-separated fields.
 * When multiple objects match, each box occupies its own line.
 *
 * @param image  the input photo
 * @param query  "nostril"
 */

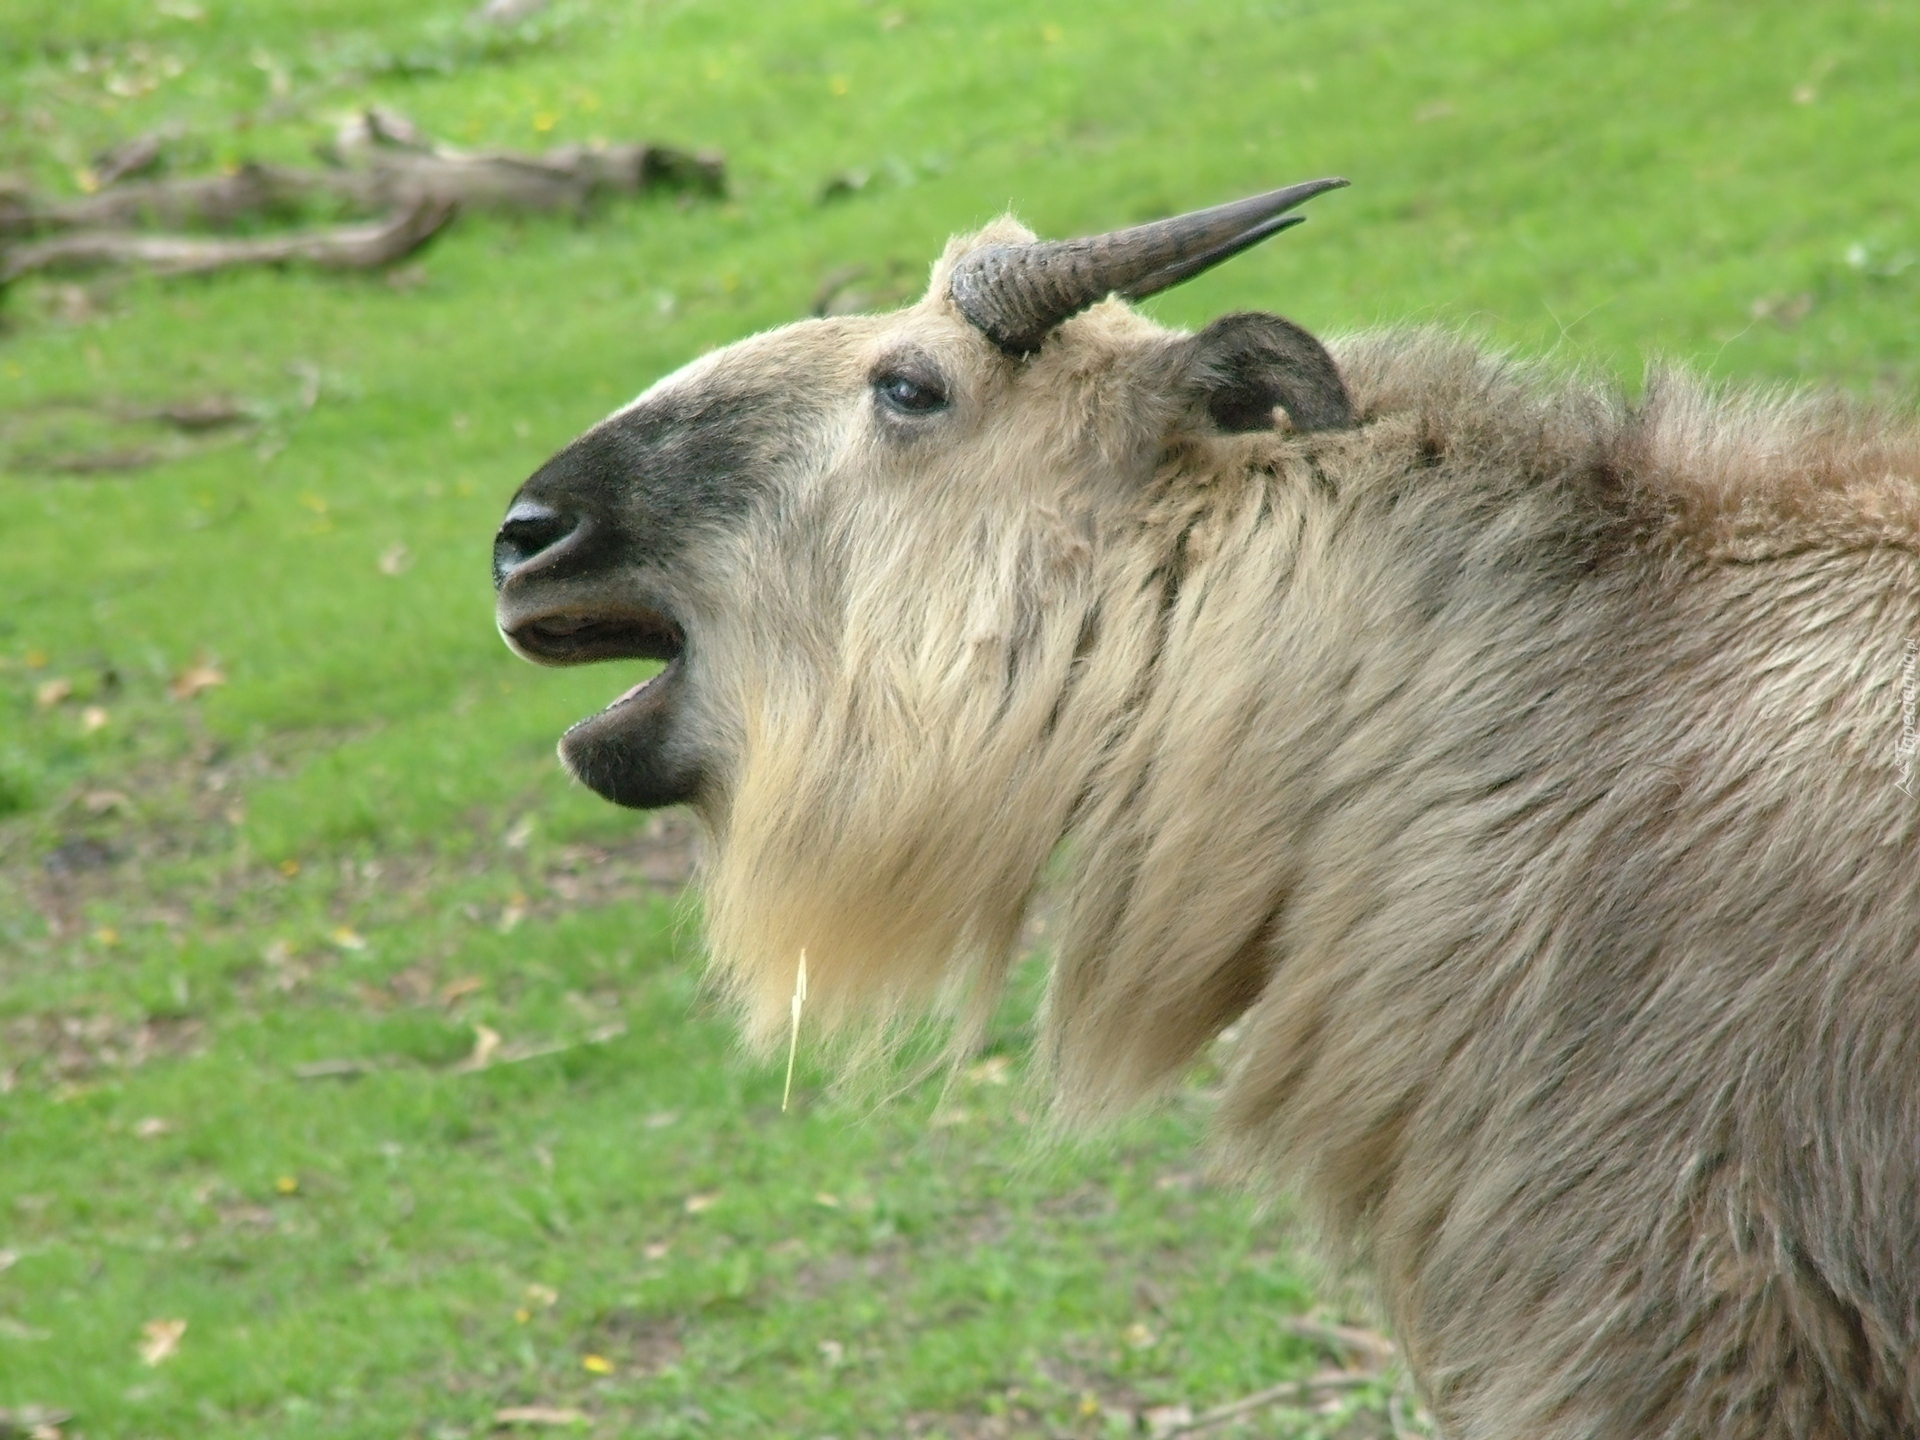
xmin=492 ymin=501 xmax=579 ymax=587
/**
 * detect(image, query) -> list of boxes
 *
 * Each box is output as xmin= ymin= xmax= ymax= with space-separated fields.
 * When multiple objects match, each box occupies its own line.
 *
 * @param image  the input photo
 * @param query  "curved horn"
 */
xmin=949 ymin=177 xmax=1348 ymax=357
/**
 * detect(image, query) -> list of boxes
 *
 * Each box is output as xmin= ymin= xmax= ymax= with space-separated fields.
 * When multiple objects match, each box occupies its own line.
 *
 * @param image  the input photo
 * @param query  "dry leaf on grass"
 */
xmin=377 ymin=542 xmax=412 ymax=575
xmin=459 ymin=1023 xmax=503 ymax=1071
xmin=682 ymin=1192 xmax=719 ymax=1214
xmin=168 ymin=658 xmax=225 ymax=700
xmin=33 ymin=678 xmax=71 ymax=708
xmin=1144 ymin=1405 xmax=1196 ymax=1436
xmin=80 ymin=706 xmax=109 ymax=734
xmin=138 ymin=1317 xmax=186 ymax=1365
xmin=133 ymin=1116 xmax=172 ymax=1139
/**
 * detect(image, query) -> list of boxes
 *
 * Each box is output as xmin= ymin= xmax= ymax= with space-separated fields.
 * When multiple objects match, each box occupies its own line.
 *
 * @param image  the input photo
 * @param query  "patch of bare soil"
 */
xmin=787 ymin=1238 xmax=911 ymax=1301
xmin=0 ymin=732 xmax=700 ymax=1091
xmin=0 ymin=1010 xmax=205 ymax=1091
xmin=1 ymin=733 xmax=296 ymax=943
xmin=586 ymin=1308 xmax=684 ymax=1377
xmin=1 ymin=729 xmax=698 ymax=947
xmin=524 ymin=810 xmax=701 ymax=914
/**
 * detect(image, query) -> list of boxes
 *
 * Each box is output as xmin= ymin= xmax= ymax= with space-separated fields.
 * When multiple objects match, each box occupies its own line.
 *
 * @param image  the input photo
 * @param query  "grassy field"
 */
xmin=1 ymin=1 xmax=1915 ymax=1435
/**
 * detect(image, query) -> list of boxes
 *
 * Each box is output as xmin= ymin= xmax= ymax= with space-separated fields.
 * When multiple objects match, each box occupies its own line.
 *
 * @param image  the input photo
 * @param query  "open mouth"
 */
xmin=505 ymin=608 xmax=683 ymax=667
xmin=499 ymin=604 xmax=703 ymax=810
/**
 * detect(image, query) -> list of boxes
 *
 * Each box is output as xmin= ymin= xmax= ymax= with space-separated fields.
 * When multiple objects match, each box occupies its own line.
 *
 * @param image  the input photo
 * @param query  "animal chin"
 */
xmin=558 ymin=653 xmax=702 ymax=809
xmin=503 ymin=607 xmax=703 ymax=809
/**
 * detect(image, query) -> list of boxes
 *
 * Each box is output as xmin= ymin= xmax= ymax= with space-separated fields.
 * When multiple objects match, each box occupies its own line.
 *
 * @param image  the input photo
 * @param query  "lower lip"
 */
xmin=612 ymin=675 xmax=656 ymax=706
xmin=606 ymin=655 xmax=679 ymax=711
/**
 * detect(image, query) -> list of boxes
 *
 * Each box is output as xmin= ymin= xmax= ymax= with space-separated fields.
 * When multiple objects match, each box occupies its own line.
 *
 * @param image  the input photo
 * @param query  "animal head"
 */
xmin=492 ymin=180 xmax=1352 ymax=1058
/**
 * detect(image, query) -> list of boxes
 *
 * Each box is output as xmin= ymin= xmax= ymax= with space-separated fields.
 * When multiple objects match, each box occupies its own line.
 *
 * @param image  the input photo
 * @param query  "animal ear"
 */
xmin=1174 ymin=311 xmax=1354 ymax=434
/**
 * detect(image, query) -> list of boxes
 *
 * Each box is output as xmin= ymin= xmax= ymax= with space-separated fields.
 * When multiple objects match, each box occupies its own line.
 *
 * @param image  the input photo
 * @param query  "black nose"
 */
xmin=492 ymin=500 xmax=578 ymax=588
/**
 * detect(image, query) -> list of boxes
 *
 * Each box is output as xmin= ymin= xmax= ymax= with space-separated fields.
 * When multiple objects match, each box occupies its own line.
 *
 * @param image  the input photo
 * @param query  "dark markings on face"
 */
xmin=495 ymin=373 xmax=831 ymax=813
xmin=507 ymin=380 xmax=805 ymax=581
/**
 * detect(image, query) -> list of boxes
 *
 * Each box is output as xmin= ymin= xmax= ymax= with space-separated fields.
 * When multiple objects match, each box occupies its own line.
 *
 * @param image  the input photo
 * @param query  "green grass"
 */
xmin=1 ymin=0 xmax=1915 ymax=1435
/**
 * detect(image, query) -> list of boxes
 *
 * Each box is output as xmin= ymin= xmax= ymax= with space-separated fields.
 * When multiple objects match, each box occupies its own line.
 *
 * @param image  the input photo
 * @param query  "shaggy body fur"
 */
xmin=499 ymin=224 xmax=1920 ymax=1438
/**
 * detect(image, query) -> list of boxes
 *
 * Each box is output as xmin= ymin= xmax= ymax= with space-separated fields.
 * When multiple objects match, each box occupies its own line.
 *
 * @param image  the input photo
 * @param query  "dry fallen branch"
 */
xmin=1163 ymin=1371 xmax=1376 ymax=1436
xmin=1278 ymin=1316 xmax=1400 ymax=1371
xmin=37 ymin=447 xmax=165 ymax=474
xmin=2 ymin=138 xmax=723 ymax=239
xmin=456 ymin=1020 xmax=627 ymax=1073
xmin=0 ymin=196 xmax=455 ymax=285
xmin=0 ymin=113 xmax=721 ymax=294
xmin=0 ymin=393 xmax=260 ymax=478
xmin=292 ymin=1058 xmax=386 ymax=1081
xmin=124 ymin=396 xmax=253 ymax=431
xmin=7 ymin=163 xmax=320 ymax=236
xmin=294 ymin=1024 xmax=628 ymax=1083
xmin=9 ymin=393 xmax=253 ymax=429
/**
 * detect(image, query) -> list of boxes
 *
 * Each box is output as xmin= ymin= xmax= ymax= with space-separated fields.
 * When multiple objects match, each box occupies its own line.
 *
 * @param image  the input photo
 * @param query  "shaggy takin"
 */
xmin=492 ymin=180 xmax=1920 ymax=1439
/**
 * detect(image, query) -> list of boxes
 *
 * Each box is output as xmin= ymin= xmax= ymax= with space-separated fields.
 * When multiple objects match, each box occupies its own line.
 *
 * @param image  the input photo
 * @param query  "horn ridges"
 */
xmin=949 ymin=177 xmax=1348 ymax=357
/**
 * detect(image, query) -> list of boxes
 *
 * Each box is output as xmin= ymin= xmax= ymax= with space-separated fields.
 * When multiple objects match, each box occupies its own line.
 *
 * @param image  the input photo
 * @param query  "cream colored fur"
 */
xmin=646 ymin=221 xmax=1920 ymax=1438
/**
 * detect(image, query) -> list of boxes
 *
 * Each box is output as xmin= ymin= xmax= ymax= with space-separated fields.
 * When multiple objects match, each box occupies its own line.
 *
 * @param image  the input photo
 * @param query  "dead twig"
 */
xmin=460 ymin=1021 xmax=627 ymax=1072
xmin=92 ymin=130 xmax=173 ymax=188
xmin=292 ymin=1058 xmax=386 ymax=1080
xmin=1164 ymin=1371 xmax=1376 ymax=1437
xmin=36 ymin=447 xmax=163 ymax=474
xmin=2 ymin=139 xmax=723 ymax=240
xmin=0 ymin=393 xmax=258 ymax=478
xmin=0 ymin=196 xmax=455 ymax=285
xmin=11 ymin=162 xmax=319 ymax=235
xmin=124 ymin=397 xmax=253 ymax=431
xmin=1278 ymin=1316 xmax=1399 ymax=1372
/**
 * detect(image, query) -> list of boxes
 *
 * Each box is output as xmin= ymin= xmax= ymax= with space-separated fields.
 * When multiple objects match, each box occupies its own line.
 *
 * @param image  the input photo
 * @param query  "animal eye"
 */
xmin=874 ymin=371 xmax=948 ymax=415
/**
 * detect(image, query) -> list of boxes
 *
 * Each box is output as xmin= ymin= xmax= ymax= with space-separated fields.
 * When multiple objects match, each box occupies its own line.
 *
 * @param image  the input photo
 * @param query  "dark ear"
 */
xmin=1176 ymin=311 xmax=1354 ymax=434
